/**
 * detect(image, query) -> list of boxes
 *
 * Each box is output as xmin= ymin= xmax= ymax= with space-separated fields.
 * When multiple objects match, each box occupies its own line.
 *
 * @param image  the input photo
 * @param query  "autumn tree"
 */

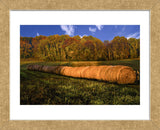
xmin=20 ymin=39 xmax=32 ymax=58
xmin=20 ymin=35 xmax=140 ymax=61
xmin=106 ymin=36 xmax=130 ymax=60
xmin=128 ymin=38 xmax=140 ymax=58
xmin=32 ymin=35 xmax=47 ymax=58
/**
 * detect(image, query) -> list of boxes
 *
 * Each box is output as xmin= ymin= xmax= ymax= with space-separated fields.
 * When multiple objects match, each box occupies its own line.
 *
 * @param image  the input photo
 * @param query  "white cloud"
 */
xmin=89 ymin=27 xmax=97 ymax=33
xmin=80 ymin=34 xmax=88 ymax=38
xmin=126 ymin=32 xmax=140 ymax=39
xmin=37 ymin=32 xmax=39 ymax=36
xmin=60 ymin=25 xmax=75 ymax=36
xmin=96 ymin=25 xmax=104 ymax=30
xmin=89 ymin=25 xmax=103 ymax=34
xmin=116 ymin=26 xmax=126 ymax=36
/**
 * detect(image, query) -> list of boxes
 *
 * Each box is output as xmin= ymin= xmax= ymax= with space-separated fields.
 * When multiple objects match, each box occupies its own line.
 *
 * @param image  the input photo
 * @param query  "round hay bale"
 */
xmin=104 ymin=65 xmax=124 ymax=83
xmin=59 ymin=66 xmax=67 ymax=75
xmin=79 ymin=66 xmax=99 ymax=79
xmin=68 ymin=67 xmax=80 ymax=77
xmin=65 ymin=66 xmax=86 ymax=78
xmin=71 ymin=67 xmax=83 ymax=78
xmin=79 ymin=66 xmax=89 ymax=78
xmin=72 ymin=67 xmax=86 ymax=78
xmin=116 ymin=66 xmax=136 ymax=84
xmin=60 ymin=66 xmax=71 ymax=76
xmin=27 ymin=65 xmax=136 ymax=84
xmin=99 ymin=66 xmax=113 ymax=81
xmin=94 ymin=66 xmax=110 ymax=80
xmin=54 ymin=66 xmax=64 ymax=74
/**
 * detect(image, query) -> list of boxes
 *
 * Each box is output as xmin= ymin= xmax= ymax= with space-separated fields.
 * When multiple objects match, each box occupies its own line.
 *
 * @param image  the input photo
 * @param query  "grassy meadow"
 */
xmin=20 ymin=58 xmax=140 ymax=105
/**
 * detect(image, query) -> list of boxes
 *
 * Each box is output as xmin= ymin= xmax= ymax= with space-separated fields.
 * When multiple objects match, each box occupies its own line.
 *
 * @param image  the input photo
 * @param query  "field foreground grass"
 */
xmin=20 ymin=59 xmax=140 ymax=105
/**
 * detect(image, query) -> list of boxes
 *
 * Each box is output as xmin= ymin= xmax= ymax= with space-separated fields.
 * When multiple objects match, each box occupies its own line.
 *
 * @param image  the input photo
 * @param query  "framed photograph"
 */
xmin=0 ymin=0 xmax=160 ymax=129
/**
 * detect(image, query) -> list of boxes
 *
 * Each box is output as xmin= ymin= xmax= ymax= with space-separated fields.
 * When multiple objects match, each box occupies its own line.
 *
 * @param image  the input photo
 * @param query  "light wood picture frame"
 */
xmin=0 ymin=0 xmax=160 ymax=129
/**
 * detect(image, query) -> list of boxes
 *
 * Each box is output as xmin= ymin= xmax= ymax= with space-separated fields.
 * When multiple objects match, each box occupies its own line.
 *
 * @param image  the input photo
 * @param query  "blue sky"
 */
xmin=20 ymin=25 xmax=140 ymax=42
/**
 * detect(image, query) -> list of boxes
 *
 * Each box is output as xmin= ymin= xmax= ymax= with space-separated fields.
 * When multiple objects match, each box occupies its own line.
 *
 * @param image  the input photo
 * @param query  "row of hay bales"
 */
xmin=27 ymin=65 xmax=137 ymax=84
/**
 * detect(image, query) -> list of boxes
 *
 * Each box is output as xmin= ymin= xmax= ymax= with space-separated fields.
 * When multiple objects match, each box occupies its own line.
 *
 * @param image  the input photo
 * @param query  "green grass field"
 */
xmin=20 ymin=58 xmax=140 ymax=105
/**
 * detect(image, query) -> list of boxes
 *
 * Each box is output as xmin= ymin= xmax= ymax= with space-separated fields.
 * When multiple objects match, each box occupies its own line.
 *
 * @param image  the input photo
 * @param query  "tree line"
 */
xmin=20 ymin=35 xmax=140 ymax=61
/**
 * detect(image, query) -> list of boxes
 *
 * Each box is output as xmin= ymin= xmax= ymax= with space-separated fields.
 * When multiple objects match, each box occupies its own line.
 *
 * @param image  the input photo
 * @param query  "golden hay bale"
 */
xmin=103 ymin=66 xmax=123 ymax=82
xmin=63 ymin=66 xmax=86 ymax=78
xmin=64 ymin=67 xmax=73 ymax=77
xmin=97 ymin=66 xmax=113 ymax=81
xmin=93 ymin=66 xmax=110 ymax=80
xmin=68 ymin=67 xmax=79 ymax=77
xmin=76 ymin=65 xmax=136 ymax=84
xmin=97 ymin=65 xmax=136 ymax=84
xmin=116 ymin=66 xmax=136 ymax=84
xmin=80 ymin=66 xmax=97 ymax=79
xmin=27 ymin=65 xmax=136 ymax=84
xmin=62 ymin=67 xmax=73 ymax=76
xmin=71 ymin=67 xmax=83 ymax=78
xmin=59 ymin=66 xmax=67 ymax=75
xmin=90 ymin=66 xmax=109 ymax=79
xmin=79 ymin=66 xmax=90 ymax=78
xmin=54 ymin=66 xmax=67 ymax=75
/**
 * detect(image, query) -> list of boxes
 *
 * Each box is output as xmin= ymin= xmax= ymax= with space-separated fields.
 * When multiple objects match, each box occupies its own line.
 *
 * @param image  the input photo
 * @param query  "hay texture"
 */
xmin=27 ymin=65 xmax=136 ymax=84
